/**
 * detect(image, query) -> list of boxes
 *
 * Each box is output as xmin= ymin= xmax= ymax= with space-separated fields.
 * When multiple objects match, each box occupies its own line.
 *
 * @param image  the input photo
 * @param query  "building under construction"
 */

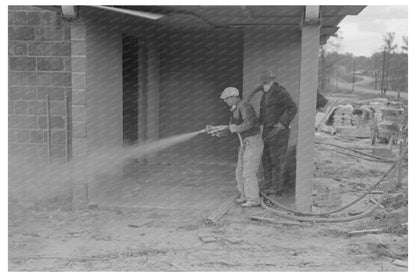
xmin=8 ymin=5 xmax=365 ymax=212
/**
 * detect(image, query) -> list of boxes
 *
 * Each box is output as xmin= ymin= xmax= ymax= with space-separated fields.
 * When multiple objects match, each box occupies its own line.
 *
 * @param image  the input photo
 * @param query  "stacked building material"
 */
xmin=377 ymin=101 xmax=405 ymax=143
xmin=381 ymin=108 xmax=404 ymax=123
xmin=333 ymin=104 xmax=354 ymax=127
xmin=369 ymin=101 xmax=384 ymax=122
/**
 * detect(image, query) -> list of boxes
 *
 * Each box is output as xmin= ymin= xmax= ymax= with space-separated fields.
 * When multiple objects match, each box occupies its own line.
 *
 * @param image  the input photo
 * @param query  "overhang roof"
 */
xmin=109 ymin=5 xmax=365 ymax=43
xmin=46 ymin=5 xmax=365 ymax=44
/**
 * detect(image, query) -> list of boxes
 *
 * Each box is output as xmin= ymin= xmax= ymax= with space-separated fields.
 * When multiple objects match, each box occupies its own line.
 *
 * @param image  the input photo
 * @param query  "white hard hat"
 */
xmin=220 ymin=87 xmax=239 ymax=99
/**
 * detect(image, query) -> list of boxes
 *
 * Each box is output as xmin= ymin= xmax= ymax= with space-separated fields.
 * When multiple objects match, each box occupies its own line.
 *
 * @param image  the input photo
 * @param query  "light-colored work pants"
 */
xmin=235 ymin=134 xmax=264 ymax=203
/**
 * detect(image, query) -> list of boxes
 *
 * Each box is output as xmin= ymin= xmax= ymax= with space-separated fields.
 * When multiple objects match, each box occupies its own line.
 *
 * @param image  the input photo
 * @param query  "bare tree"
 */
xmin=400 ymin=36 xmax=408 ymax=93
xmin=402 ymin=36 xmax=408 ymax=53
xmin=319 ymin=46 xmax=326 ymax=91
xmin=381 ymin=32 xmax=397 ymax=94
xmin=319 ymin=35 xmax=343 ymax=91
xmin=370 ymin=52 xmax=382 ymax=90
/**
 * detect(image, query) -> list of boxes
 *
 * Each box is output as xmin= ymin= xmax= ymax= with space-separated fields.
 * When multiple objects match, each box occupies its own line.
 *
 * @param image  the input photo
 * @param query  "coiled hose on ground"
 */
xmin=260 ymin=146 xmax=407 ymax=223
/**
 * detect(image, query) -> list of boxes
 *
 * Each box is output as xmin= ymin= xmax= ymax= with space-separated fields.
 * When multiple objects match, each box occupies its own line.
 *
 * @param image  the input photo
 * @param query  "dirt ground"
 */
xmin=8 ymin=92 xmax=408 ymax=272
xmin=8 ymin=136 xmax=408 ymax=271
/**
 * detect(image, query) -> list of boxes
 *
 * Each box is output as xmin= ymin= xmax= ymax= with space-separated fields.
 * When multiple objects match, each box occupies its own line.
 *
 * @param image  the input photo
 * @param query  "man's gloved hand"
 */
xmin=229 ymin=124 xmax=238 ymax=133
xmin=264 ymin=123 xmax=286 ymax=141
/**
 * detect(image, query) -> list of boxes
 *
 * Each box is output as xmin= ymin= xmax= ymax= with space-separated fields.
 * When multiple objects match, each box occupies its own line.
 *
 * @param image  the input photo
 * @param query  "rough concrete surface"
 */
xmin=9 ymin=131 xmax=408 ymax=271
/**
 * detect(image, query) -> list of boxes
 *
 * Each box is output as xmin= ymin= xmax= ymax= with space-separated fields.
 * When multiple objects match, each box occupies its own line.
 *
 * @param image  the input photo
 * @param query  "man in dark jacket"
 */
xmin=246 ymin=70 xmax=297 ymax=195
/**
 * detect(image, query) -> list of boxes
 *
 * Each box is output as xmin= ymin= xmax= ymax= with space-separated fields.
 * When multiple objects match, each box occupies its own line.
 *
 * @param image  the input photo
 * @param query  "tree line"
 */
xmin=319 ymin=32 xmax=408 ymax=94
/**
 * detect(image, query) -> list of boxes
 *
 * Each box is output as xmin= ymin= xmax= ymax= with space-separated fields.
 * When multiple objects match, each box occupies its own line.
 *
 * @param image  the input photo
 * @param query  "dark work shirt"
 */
xmin=216 ymin=99 xmax=260 ymax=139
xmin=257 ymin=82 xmax=297 ymax=128
xmin=230 ymin=100 xmax=260 ymax=139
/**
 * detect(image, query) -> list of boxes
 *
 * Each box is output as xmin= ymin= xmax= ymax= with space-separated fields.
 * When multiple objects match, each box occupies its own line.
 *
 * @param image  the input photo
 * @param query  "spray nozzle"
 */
xmin=205 ymin=125 xmax=214 ymax=134
xmin=204 ymin=125 xmax=229 ymax=135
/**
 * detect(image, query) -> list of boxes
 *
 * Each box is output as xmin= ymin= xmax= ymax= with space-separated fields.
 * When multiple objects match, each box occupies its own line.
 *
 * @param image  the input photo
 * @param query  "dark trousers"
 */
xmin=262 ymin=128 xmax=290 ymax=193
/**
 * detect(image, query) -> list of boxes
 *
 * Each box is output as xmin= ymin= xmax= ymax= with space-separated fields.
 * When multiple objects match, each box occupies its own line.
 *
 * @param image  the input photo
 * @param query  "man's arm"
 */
xmin=209 ymin=117 xmax=233 ymax=137
xmin=258 ymin=96 xmax=264 ymax=126
xmin=245 ymin=85 xmax=263 ymax=102
xmin=277 ymin=86 xmax=297 ymax=128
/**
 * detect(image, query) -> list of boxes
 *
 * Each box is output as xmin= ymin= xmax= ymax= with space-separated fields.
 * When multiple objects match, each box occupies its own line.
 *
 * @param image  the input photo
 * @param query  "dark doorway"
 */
xmin=122 ymin=35 xmax=139 ymax=146
xmin=158 ymin=29 xmax=244 ymax=162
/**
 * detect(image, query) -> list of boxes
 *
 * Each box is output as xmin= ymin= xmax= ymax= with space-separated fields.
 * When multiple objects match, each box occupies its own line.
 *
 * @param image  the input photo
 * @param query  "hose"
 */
xmin=261 ymin=192 xmax=382 ymax=223
xmin=315 ymin=141 xmax=395 ymax=162
xmin=237 ymin=133 xmax=244 ymax=148
xmin=261 ymin=146 xmax=403 ymax=216
xmin=330 ymin=149 xmax=393 ymax=163
xmin=260 ymin=146 xmax=407 ymax=222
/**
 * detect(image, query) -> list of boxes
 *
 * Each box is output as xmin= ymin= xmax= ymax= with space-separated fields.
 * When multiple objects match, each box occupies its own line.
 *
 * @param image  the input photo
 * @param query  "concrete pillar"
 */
xmin=295 ymin=6 xmax=321 ymax=213
xmin=83 ymin=16 xmax=123 ymax=205
xmin=70 ymin=20 xmax=88 ymax=208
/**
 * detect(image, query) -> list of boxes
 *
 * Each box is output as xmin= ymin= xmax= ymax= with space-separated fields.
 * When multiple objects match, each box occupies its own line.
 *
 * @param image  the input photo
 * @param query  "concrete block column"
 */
xmin=295 ymin=6 xmax=321 ymax=213
xmin=70 ymin=20 xmax=88 ymax=208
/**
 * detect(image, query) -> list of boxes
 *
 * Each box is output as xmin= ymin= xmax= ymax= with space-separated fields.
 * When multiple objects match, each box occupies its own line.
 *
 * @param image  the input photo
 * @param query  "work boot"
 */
xmin=240 ymin=201 xmax=260 ymax=208
xmin=235 ymin=197 xmax=246 ymax=204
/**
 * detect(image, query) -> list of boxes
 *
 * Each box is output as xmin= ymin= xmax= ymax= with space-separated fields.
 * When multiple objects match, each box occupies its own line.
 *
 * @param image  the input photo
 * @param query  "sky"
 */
xmin=335 ymin=5 xmax=408 ymax=57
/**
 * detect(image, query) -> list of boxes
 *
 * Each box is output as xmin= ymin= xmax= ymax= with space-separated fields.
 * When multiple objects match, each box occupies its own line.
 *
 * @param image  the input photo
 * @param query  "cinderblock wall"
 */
xmin=8 ymin=6 xmax=71 ymax=172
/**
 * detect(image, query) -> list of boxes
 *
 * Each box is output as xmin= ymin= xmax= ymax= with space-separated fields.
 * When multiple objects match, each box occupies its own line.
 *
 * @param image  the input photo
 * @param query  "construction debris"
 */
xmin=347 ymin=211 xmax=364 ymax=216
xmin=369 ymin=198 xmax=386 ymax=209
xmin=335 ymin=126 xmax=371 ymax=138
xmin=347 ymin=229 xmax=383 ymax=236
xmin=128 ymin=219 xmax=153 ymax=228
xmin=199 ymin=236 xmax=217 ymax=243
xmin=392 ymin=259 xmax=408 ymax=268
xmin=315 ymin=140 xmax=396 ymax=162
xmin=316 ymin=98 xmax=407 ymax=149
xmin=249 ymin=216 xmax=306 ymax=226
xmin=205 ymin=192 xmax=239 ymax=225
xmin=226 ymin=237 xmax=243 ymax=244
xmin=381 ymin=194 xmax=407 ymax=209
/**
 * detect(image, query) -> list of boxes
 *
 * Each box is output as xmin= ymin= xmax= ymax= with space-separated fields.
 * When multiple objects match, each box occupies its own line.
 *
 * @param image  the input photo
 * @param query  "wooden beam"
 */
xmin=205 ymin=193 xmax=239 ymax=225
xmin=320 ymin=26 xmax=339 ymax=35
xmin=337 ymin=6 xmax=367 ymax=16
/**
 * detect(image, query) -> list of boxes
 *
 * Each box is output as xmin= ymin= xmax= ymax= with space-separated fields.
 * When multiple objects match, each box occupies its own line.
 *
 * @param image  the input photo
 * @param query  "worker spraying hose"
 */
xmin=204 ymin=87 xmax=264 ymax=208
